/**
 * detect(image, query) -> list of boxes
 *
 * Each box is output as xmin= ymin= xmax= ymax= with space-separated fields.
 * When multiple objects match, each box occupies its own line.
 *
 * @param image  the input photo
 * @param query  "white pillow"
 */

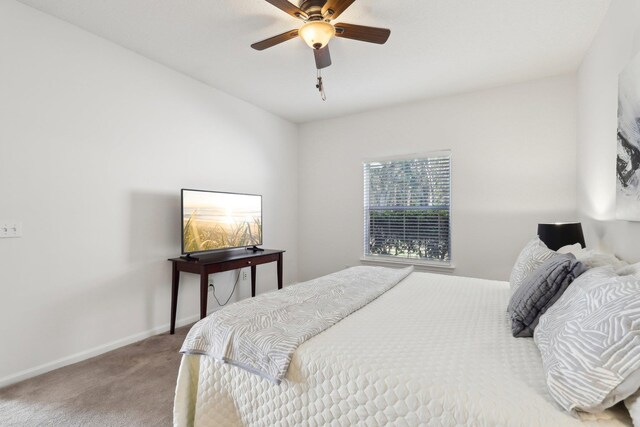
xmin=509 ymin=237 xmax=555 ymax=294
xmin=617 ymin=261 xmax=640 ymax=277
xmin=557 ymin=243 xmax=582 ymax=254
xmin=558 ymin=246 xmax=628 ymax=270
xmin=534 ymin=266 xmax=640 ymax=414
xmin=625 ymin=390 xmax=640 ymax=427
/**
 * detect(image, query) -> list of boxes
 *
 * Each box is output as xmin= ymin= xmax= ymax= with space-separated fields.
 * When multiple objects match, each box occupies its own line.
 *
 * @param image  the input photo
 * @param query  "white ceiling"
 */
xmin=17 ymin=0 xmax=610 ymax=123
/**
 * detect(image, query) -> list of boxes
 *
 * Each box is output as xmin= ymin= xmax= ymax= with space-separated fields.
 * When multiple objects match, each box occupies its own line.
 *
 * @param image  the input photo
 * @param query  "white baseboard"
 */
xmin=0 ymin=314 xmax=200 ymax=389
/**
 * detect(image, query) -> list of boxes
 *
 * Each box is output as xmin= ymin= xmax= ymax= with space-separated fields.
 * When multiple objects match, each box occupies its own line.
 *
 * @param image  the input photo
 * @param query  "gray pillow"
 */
xmin=508 ymin=253 xmax=586 ymax=337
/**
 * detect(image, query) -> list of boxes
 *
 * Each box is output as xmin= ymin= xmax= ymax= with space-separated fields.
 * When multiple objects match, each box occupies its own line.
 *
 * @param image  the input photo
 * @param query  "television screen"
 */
xmin=181 ymin=189 xmax=262 ymax=254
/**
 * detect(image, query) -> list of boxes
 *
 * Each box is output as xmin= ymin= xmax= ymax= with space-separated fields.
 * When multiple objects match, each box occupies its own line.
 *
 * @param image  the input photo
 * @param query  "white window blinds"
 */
xmin=363 ymin=152 xmax=451 ymax=264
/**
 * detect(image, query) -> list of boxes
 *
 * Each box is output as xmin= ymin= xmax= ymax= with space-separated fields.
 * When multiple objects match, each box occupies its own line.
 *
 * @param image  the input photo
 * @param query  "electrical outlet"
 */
xmin=242 ymin=270 xmax=248 ymax=281
xmin=0 ymin=221 xmax=22 ymax=238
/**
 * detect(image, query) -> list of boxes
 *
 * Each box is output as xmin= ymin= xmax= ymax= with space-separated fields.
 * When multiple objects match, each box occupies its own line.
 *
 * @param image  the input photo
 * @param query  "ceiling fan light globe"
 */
xmin=299 ymin=21 xmax=335 ymax=49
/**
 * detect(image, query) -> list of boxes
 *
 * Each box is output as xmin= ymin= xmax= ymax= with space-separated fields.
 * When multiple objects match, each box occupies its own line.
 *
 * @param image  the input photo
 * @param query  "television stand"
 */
xmin=246 ymin=246 xmax=264 ymax=252
xmin=168 ymin=249 xmax=285 ymax=334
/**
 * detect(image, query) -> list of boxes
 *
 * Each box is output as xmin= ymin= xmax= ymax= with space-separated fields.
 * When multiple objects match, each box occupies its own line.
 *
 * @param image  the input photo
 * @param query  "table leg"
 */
xmin=170 ymin=262 xmax=179 ymax=335
xmin=251 ymin=265 xmax=257 ymax=297
xmin=277 ymin=253 xmax=283 ymax=290
xmin=200 ymin=271 xmax=208 ymax=319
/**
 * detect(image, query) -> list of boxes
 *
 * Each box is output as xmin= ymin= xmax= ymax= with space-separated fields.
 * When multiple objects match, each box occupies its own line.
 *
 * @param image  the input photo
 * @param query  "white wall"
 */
xmin=577 ymin=0 xmax=640 ymax=263
xmin=0 ymin=0 xmax=298 ymax=386
xmin=298 ymin=75 xmax=578 ymax=282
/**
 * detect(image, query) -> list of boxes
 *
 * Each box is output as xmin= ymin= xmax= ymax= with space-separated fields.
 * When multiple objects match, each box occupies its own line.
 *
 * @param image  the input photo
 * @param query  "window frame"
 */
xmin=361 ymin=150 xmax=454 ymax=270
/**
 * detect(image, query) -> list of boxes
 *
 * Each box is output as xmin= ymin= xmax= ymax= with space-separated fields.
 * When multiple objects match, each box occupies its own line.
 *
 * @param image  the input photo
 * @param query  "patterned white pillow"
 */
xmin=534 ymin=266 xmax=640 ymax=413
xmin=509 ymin=237 xmax=555 ymax=294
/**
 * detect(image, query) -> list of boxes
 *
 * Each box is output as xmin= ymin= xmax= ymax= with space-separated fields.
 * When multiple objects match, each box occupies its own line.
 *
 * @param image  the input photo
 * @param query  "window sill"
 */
xmin=360 ymin=256 xmax=455 ymax=273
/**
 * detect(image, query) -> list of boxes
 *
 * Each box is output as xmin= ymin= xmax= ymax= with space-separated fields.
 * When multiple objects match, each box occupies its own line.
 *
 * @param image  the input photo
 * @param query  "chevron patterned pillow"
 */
xmin=534 ymin=266 xmax=640 ymax=413
xmin=509 ymin=237 xmax=556 ymax=294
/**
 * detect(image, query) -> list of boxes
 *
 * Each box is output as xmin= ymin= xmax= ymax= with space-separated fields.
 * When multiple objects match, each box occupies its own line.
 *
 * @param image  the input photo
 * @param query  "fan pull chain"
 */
xmin=316 ymin=69 xmax=326 ymax=101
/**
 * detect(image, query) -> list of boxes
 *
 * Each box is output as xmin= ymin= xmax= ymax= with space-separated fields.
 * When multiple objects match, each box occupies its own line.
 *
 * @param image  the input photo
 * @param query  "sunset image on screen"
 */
xmin=182 ymin=191 xmax=262 ymax=253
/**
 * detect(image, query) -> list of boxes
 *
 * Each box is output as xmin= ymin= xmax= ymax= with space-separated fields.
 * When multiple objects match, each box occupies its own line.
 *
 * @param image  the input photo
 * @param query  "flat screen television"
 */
xmin=181 ymin=189 xmax=262 ymax=255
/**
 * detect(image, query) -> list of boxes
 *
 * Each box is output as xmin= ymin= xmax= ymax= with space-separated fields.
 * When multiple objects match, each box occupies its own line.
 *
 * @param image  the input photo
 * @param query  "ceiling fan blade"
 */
xmin=314 ymin=46 xmax=332 ymax=69
xmin=264 ymin=0 xmax=307 ymax=20
xmin=334 ymin=23 xmax=390 ymax=44
xmin=251 ymin=29 xmax=299 ymax=51
xmin=322 ymin=0 xmax=356 ymax=20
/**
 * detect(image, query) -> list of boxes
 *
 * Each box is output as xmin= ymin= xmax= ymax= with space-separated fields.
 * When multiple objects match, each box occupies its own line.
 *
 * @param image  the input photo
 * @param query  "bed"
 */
xmin=173 ymin=271 xmax=632 ymax=426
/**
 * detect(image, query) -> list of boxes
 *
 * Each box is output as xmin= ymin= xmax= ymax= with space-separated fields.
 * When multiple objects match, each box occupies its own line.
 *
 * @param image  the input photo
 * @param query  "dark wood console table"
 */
xmin=168 ymin=249 xmax=284 ymax=334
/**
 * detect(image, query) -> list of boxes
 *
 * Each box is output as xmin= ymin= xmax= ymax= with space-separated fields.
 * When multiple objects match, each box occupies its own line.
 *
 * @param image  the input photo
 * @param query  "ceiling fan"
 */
xmin=251 ymin=0 xmax=391 ymax=70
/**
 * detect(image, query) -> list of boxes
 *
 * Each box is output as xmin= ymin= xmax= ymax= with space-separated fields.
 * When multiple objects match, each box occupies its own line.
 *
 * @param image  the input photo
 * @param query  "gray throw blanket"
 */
xmin=180 ymin=265 xmax=413 ymax=383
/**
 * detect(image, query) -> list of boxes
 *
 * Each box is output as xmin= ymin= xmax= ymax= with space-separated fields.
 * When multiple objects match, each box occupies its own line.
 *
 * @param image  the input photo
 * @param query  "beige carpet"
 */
xmin=0 ymin=325 xmax=191 ymax=427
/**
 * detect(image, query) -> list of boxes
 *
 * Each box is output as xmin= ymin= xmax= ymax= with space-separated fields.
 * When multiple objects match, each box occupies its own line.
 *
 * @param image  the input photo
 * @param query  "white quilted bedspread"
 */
xmin=173 ymin=272 xmax=632 ymax=427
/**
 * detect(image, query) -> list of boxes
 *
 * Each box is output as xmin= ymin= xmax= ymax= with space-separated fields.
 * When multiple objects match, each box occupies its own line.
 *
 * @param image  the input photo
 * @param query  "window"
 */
xmin=363 ymin=152 xmax=451 ymax=265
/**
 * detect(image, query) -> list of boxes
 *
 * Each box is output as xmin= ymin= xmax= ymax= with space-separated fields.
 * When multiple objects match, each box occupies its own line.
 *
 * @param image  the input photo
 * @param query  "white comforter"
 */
xmin=173 ymin=272 xmax=632 ymax=426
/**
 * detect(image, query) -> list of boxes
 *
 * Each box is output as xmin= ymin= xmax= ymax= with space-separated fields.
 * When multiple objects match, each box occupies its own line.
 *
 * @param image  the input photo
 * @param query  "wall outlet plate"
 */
xmin=242 ymin=270 xmax=248 ymax=281
xmin=0 ymin=221 xmax=22 ymax=238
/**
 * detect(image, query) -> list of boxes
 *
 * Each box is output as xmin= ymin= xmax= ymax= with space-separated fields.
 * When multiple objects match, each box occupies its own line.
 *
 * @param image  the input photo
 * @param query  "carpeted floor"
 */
xmin=0 ymin=325 xmax=191 ymax=427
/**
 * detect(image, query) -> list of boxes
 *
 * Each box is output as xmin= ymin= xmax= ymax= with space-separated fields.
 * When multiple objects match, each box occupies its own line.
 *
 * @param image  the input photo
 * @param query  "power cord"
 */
xmin=209 ymin=271 xmax=241 ymax=307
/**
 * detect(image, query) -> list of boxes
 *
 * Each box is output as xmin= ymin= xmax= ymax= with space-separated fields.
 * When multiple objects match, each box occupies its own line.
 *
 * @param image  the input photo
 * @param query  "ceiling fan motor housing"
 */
xmin=300 ymin=0 xmax=331 ymax=20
